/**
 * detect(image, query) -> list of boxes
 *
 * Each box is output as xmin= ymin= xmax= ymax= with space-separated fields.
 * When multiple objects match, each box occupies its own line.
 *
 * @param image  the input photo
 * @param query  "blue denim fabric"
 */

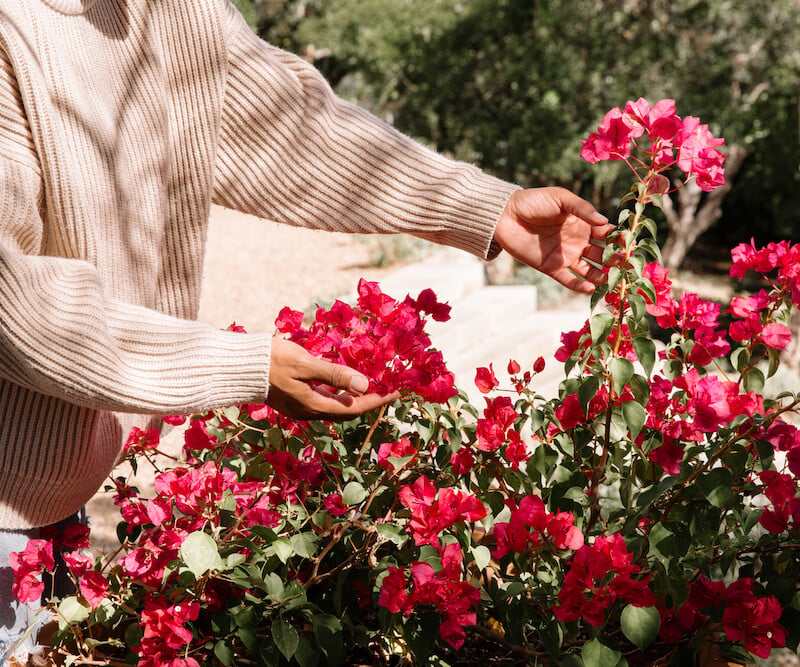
xmin=0 ymin=525 xmax=41 ymax=665
xmin=0 ymin=512 xmax=84 ymax=666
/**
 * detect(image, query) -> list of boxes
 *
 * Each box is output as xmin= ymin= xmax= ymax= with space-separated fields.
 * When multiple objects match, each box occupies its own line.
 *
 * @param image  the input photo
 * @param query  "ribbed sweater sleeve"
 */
xmin=212 ymin=3 xmax=519 ymax=259
xmin=0 ymin=163 xmax=271 ymax=415
xmin=0 ymin=242 xmax=272 ymax=415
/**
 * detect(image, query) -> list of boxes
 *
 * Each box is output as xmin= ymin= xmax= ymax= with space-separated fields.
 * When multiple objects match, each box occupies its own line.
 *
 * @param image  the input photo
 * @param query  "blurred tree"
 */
xmin=271 ymin=0 xmax=800 ymax=269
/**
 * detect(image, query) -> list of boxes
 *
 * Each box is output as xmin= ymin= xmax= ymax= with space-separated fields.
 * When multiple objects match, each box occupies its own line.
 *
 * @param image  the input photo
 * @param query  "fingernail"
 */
xmin=350 ymin=375 xmax=369 ymax=394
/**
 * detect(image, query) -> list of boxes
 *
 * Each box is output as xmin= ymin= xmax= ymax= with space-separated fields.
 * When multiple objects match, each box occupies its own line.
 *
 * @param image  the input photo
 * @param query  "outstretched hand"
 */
xmin=267 ymin=337 xmax=399 ymax=420
xmin=493 ymin=187 xmax=614 ymax=293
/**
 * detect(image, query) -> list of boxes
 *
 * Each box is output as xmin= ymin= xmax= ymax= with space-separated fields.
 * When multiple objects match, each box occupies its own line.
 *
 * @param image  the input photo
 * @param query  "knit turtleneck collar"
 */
xmin=41 ymin=0 xmax=98 ymax=15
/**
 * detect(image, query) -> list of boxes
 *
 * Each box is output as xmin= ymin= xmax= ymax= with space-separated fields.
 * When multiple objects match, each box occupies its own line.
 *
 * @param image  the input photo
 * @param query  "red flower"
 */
xmin=9 ymin=539 xmax=55 ymax=603
xmin=323 ymin=493 xmax=349 ymax=517
xmin=137 ymin=595 xmax=200 ymax=652
xmin=377 ymin=437 xmax=417 ymax=471
xmin=722 ymin=579 xmax=787 ymax=659
xmin=554 ymin=534 xmax=654 ymax=626
xmin=79 ymin=571 xmax=110 ymax=609
xmin=475 ymin=364 xmax=499 ymax=394
xmin=398 ymin=476 xmax=486 ymax=546
xmin=123 ymin=426 xmax=160 ymax=454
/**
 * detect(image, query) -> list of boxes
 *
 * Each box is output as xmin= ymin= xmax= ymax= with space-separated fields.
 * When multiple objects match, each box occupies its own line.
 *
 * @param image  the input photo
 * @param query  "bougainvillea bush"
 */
xmin=13 ymin=99 xmax=800 ymax=666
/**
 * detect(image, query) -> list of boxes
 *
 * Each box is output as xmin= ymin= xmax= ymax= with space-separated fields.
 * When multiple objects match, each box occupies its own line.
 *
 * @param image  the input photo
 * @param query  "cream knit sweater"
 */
xmin=0 ymin=0 xmax=518 ymax=529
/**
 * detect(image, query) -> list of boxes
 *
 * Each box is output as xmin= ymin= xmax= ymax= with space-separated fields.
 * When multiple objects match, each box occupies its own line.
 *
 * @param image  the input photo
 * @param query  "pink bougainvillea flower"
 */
xmin=79 ymin=570 xmax=110 ymax=609
xmin=722 ymin=579 xmax=787 ymax=659
xmin=554 ymin=533 xmax=655 ymax=626
xmin=123 ymin=426 xmax=160 ymax=454
xmin=138 ymin=595 xmax=200 ymax=651
xmin=323 ymin=493 xmax=349 ymax=517
xmin=378 ymin=566 xmax=411 ymax=614
xmin=183 ymin=418 xmax=218 ymax=452
xmin=274 ymin=306 xmax=304 ymax=334
xmin=378 ymin=543 xmax=480 ymax=650
xmin=377 ymin=437 xmax=417 ymax=471
xmin=9 ymin=539 xmax=55 ymax=603
xmin=407 ymin=287 xmax=451 ymax=322
xmin=476 ymin=395 xmax=519 ymax=452
xmin=474 ymin=364 xmax=499 ymax=394
xmin=761 ymin=322 xmax=792 ymax=350
xmin=398 ymin=476 xmax=486 ymax=546
xmin=162 ymin=414 xmax=187 ymax=426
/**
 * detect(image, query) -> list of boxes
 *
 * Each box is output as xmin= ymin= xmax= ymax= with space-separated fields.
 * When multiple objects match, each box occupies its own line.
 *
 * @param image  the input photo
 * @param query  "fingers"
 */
xmin=551 ymin=265 xmax=606 ymax=294
xmin=550 ymin=187 xmax=609 ymax=226
xmin=268 ymin=337 xmax=399 ymax=421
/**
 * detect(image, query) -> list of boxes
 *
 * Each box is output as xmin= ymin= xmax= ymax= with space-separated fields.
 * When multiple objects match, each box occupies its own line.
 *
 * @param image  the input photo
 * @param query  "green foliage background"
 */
xmin=237 ymin=0 xmax=800 ymax=256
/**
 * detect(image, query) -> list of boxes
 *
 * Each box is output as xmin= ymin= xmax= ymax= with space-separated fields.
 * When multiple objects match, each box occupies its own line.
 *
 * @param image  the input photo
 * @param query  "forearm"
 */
xmin=213 ymin=4 xmax=519 ymax=259
xmin=0 ymin=246 xmax=271 ymax=414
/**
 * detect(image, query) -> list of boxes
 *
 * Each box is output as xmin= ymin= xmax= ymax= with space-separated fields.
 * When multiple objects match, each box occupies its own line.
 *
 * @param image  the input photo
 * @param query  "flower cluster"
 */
xmin=397 ymin=475 xmax=486 ymax=546
xmin=581 ymin=97 xmax=725 ymax=191
xmin=554 ymin=533 xmax=656 ymax=626
xmin=660 ymin=578 xmax=786 ymax=659
xmin=10 ymin=524 xmax=108 ymax=610
xmin=379 ymin=543 xmax=481 ymax=649
xmin=492 ymin=494 xmax=583 ymax=558
xmin=13 ymin=101 xmax=800 ymax=666
xmin=276 ymin=279 xmax=456 ymax=403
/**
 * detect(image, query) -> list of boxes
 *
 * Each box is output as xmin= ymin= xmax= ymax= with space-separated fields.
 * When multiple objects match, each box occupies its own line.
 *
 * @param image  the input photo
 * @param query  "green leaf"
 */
xmin=224 ymin=553 xmax=247 ymax=570
xmin=376 ymin=523 xmax=408 ymax=547
xmin=697 ymin=468 xmax=733 ymax=509
xmin=578 ymin=376 xmax=601 ymax=414
xmin=622 ymin=401 xmax=646 ymax=440
xmin=590 ymin=311 xmax=615 ymax=345
xmin=592 ymin=283 xmax=609 ymax=310
xmin=628 ymin=253 xmax=645 ymax=278
xmin=271 ymin=538 xmax=293 ymax=563
xmin=290 ymin=532 xmax=318 ymax=559
xmin=620 ymin=605 xmax=660 ymax=650
xmin=648 ymin=523 xmax=676 ymax=567
xmin=272 ymin=617 xmax=300 ymax=660
xmin=632 ymin=337 xmax=656 ymax=377
xmin=637 ymin=237 xmax=662 ymax=262
xmin=342 ymin=480 xmax=367 ymax=506
xmin=581 ymin=638 xmax=621 ymax=667
xmin=609 ymin=357 xmax=635 ymax=395
xmin=743 ymin=366 xmax=765 ymax=394
xmin=180 ymin=531 xmax=223 ymax=577
xmin=294 ymin=637 xmax=321 ymax=667
xmin=642 ymin=215 xmax=659 ymax=236
xmin=472 ymin=545 xmax=492 ymax=571
xmin=264 ymin=572 xmax=285 ymax=600
xmin=312 ymin=614 xmax=343 ymax=636
xmin=415 ymin=418 xmax=435 ymax=444
xmin=214 ymin=639 xmax=235 ymax=666
xmin=767 ymin=347 xmax=781 ymax=378
xmin=57 ymin=596 xmax=91 ymax=631
xmin=608 ymin=267 xmax=624 ymax=291
xmin=627 ymin=293 xmax=648 ymax=322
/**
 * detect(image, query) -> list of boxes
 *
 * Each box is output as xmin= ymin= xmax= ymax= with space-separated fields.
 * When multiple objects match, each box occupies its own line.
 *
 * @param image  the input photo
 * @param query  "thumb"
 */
xmin=554 ymin=188 xmax=608 ymax=225
xmin=314 ymin=358 xmax=370 ymax=395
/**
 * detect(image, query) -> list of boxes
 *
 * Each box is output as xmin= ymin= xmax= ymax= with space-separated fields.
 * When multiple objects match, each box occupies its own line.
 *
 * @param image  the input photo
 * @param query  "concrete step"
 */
xmin=425 ymin=285 xmax=539 ymax=355
xmin=433 ymin=307 xmax=588 ymax=404
xmin=376 ymin=248 xmax=486 ymax=304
